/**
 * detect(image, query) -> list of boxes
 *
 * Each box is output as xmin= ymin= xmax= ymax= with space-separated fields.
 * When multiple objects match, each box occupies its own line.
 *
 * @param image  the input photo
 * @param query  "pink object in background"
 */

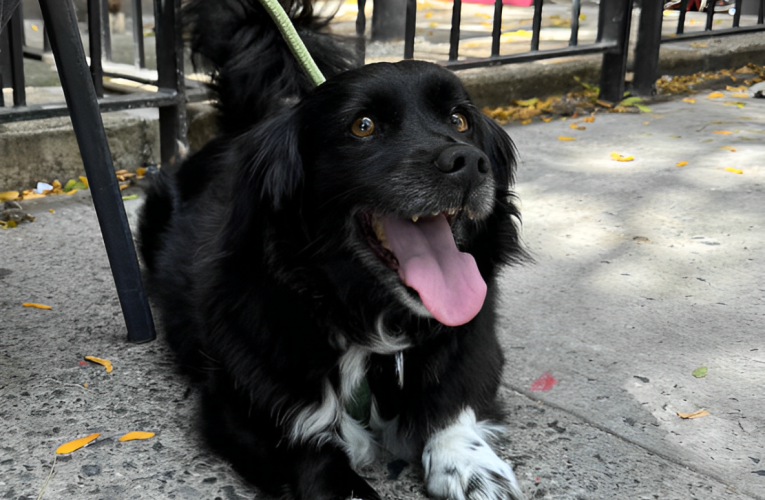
xmin=461 ymin=0 xmax=534 ymax=6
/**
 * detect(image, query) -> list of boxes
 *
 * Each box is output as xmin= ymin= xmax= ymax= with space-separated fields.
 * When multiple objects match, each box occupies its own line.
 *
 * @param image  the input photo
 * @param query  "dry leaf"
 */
xmin=708 ymin=92 xmax=725 ymax=98
xmin=611 ymin=152 xmax=634 ymax=162
xmin=0 ymin=190 xmax=20 ymax=202
xmin=731 ymin=93 xmax=749 ymax=98
xmin=56 ymin=433 xmax=101 ymax=454
xmin=22 ymin=302 xmax=52 ymax=310
xmin=720 ymin=146 xmax=736 ymax=152
xmin=119 ymin=431 xmax=156 ymax=442
xmin=84 ymin=356 xmax=113 ymax=373
xmin=676 ymin=161 xmax=688 ymax=167
xmin=713 ymin=130 xmax=732 ymax=135
xmin=569 ymin=124 xmax=586 ymax=131
xmin=725 ymin=167 xmax=743 ymax=174
xmin=682 ymin=98 xmax=696 ymax=104
xmin=558 ymin=136 xmax=576 ymax=141
xmin=726 ymin=85 xmax=746 ymax=91
xmin=677 ymin=409 xmax=710 ymax=419
xmin=520 ymin=119 xmax=532 ymax=125
xmin=582 ymin=116 xmax=595 ymax=123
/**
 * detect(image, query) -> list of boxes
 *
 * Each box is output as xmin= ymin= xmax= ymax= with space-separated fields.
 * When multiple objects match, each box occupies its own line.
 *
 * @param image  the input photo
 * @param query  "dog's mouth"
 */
xmin=359 ymin=209 xmax=487 ymax=327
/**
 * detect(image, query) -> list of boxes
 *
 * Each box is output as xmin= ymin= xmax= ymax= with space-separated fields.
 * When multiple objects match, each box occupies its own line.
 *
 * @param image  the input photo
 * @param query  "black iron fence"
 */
xmin=0 ymin=0 xmax=198 ymax=166
xmin=633 ymin=0 xmax=765 ymax=95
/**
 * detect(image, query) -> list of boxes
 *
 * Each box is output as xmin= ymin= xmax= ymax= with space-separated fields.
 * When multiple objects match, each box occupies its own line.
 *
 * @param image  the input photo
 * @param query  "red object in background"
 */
xmin=461 ymin=0 xmax=534 ymax=6
xmin=530 ymin=371 xmax=558 ymax=392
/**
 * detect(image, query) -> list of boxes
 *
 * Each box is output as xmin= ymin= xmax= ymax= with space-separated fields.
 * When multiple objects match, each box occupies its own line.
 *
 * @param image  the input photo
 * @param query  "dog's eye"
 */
xmin=351 ymin=117 xmax=375 ymax=137
xmin=451 ymin=113 xmax=468 ymax=132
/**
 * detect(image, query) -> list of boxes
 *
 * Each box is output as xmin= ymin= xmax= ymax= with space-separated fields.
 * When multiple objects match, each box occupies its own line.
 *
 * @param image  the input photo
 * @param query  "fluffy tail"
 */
xmin=184 ymin=0 xmax=359 ymax=134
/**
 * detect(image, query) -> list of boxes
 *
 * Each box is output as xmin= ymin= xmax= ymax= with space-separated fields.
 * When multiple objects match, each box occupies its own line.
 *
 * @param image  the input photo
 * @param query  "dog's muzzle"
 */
xmin=435 ymin=145 xmax=490 ymax=178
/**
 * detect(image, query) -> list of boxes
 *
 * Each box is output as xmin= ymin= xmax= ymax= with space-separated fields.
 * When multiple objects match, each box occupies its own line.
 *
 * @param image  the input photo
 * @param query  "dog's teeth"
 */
xmin=466 ymin=209 xmax=475 ymax=220
xmin=373 ymin=218 xmax=391 ymax=249
xmin=412 ymin=215 xmax=419 ymax=223
xmin=431 ymin=211 xmax=439 ymax=217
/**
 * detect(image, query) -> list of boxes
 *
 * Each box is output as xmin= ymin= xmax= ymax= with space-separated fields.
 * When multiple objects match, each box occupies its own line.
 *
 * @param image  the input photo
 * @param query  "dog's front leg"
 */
xmin=370 ymin=322 xmax=525 ymax=500
xmin=201 ymin=372 xmax=381 ymax=500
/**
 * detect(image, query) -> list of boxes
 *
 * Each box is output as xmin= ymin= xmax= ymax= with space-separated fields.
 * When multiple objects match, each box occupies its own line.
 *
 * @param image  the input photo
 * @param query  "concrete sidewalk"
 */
xmin=1 ymin=86 xmax=763 ymax=499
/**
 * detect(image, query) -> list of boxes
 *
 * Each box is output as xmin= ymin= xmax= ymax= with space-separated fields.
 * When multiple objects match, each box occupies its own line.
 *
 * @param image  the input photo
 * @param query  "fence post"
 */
xmin=598 ymin=0 xmax=634 ymax=103
xmin=632 ymin=0 xmax=664 ymax=96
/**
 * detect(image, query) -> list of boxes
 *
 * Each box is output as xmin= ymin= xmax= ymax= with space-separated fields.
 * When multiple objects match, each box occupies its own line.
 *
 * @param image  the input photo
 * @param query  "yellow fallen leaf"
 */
xmin=84 ymin=356 xmax=113 ymax=373
xmin=0 ymin=190 xmax=20 ymax=202
xmin=79 ymin=176 xmax=89 ymax=189
xmin=569 ymin=124 xmax=586 ymax=130
xmin=22 ymin=302 xmax=52 ymax=310
xmin=541 ymin=116 xmax=553 ymax=123
xmin=682 ymin=98 xmax=696 ymax=104
xmin=136 ymin=167 xmax=147 ymax=177
xmin=558 ymin=136 xmax=576 ymax=141
xmin=713 ymin=130 xmax=732 ymax=135
xmin=429 ymin=22 xmax=437 ymax=28
xmin=725 ymin=167 xmax=743 ymax=174
xmin=119 ymin=431 xmax=156 ymax=442
xmin=83 ymin=382 xmax=88 ymax=388
xmin=56 ymin=433 xmax=100 ymax=454
xmin=676 ymin=161 xmax=688 ymax=167
xmin=582 ymin=116 xmax=595 ymax=123
xmin=731 ymin=93 xmax=749 ymax=98
xmin=708 ymin=92 xmax=725 ymax=98
xmin=49 ymin=209 xmax=55 ymax=213
xmin=720 ymin=146 xmax=736 ymax=152
xmin=520 ymin=119 xmax=532 ymax=125
xmin=643 ymin=121 xmax=650 ymax=125
xmin=727 ymin=85 xmax=746 ymax=91
xmin=424 ymin=11 xmax=433 ymax=18
xmin=677 ymin=409 xmax=710 ymax=419
xmin=611 ymin=152 xmax=634 ymax=162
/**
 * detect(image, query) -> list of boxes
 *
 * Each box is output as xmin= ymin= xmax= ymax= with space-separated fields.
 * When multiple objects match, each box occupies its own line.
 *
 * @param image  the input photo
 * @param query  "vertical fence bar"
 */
xmin=0 ymin=4 xmax=27 ymax=106
xmin=759 ymin=0 xmax=764 ymax=23
xmin=131 ymin=0 xmax=146 ymax=68
xmin=633 ymin=0 xmax=664 ymax=96
xmin=155 ymin=0 xmax=188 ymax=167
xmin=101 ymin=0 xmax=112 ymax=60
xmin=0 ymin=27 xmax=8 ymax=107
xmin=677 ymin=0 xmax=689 ymax=34
xmin=491 ymin=0 xmax=503 ymax=57
xmin=448 ymin=0 xmax=462 ymax=61
xmin=598 ymin=0 xmax=633 ymax=103
xmin=732 ymin=0 xmax=742 ymax=27
xmin=88 ymin=0 xmax=105 ymax=97
xmin=705 ymin=1 xmax=715 ymax=30
xmin=7 ymin=5 xmax=26 ymax=106
xmin=38 ymin=0 xmax=157 ymax=343
xmin=569 ymin=0 xmax=581 ymax=46
xmin=404 ymin=0 xmax=416 ymax=59
xmin=531 ymin=0 xmax=543 ymax=50
xmin=356 ymin=0 xmax=367 ymax=61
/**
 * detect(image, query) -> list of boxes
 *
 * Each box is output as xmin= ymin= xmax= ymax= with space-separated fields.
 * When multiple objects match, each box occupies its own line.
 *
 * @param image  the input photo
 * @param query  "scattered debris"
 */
xmin=610 ymin=152 xmax=634 ymax=162
xmin=530 ymin=372 xmax=558 ymax=392
xmin=1 ymin=201 xmax=36 ymax=228
xmin=676 ymin=161 xmax=688 ymax=167
xmin=118 ymin=431 xmax=156 ymax=442
xmin=56 ymin=433 xmax=101 ymax=454
xmin=677 ymin=409 xmax=710 ymax=419
xmin=84 ymin=356 xmax=113 ymax=373
xmin=22 ymin=302 xmax=52 ymax=310
xmin=692 ymin=366 xmax=708 ymax=378
xmin=725 ymin=167 xmax=744 ymax=175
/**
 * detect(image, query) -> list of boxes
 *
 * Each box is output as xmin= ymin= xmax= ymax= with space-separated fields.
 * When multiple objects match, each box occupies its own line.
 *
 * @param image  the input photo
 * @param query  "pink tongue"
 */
xmin=381 ymin=214 xmax=487 ymax=326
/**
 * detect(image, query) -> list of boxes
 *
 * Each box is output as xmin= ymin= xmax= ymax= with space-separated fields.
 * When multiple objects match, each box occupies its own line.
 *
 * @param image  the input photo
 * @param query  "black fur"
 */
xmin=138 ymin=1 xmax=525 ymax=499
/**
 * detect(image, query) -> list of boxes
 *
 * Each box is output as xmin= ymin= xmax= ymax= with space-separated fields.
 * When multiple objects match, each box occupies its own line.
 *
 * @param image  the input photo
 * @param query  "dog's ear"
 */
xmin=231 ymin=110 xmax=303 ymax=211
xmin=222 ymin=111 xmax=304 ymax=249
xmin=477 ymin=114 xmax=517 ymax=187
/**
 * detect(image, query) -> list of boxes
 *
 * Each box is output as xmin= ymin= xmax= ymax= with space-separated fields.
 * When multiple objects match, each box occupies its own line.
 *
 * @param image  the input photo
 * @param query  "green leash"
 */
xmin=259 ymin=0 xmax=384 ymax=423
xmin=259 ymin=0 xmax=326 ymax=86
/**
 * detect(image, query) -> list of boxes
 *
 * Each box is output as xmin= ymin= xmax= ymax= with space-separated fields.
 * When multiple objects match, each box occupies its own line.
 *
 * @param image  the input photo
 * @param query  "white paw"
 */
xmin=422 ymin=409 xmax=524 ymax=500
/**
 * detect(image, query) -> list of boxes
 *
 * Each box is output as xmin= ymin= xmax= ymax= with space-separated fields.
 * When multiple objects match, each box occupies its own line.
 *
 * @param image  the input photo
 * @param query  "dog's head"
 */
xmin=231 ymin=60 xmax=522 ymax=327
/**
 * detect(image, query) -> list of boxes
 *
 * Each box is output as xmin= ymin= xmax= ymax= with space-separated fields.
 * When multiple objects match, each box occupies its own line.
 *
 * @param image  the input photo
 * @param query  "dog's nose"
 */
xmin=435 ymin=145 xmax=490 ymax=176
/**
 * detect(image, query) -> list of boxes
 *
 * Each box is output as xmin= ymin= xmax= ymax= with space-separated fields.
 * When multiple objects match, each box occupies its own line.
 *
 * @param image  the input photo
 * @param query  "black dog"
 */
xmin=138 ymin=1 xmax=526 ymax=498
